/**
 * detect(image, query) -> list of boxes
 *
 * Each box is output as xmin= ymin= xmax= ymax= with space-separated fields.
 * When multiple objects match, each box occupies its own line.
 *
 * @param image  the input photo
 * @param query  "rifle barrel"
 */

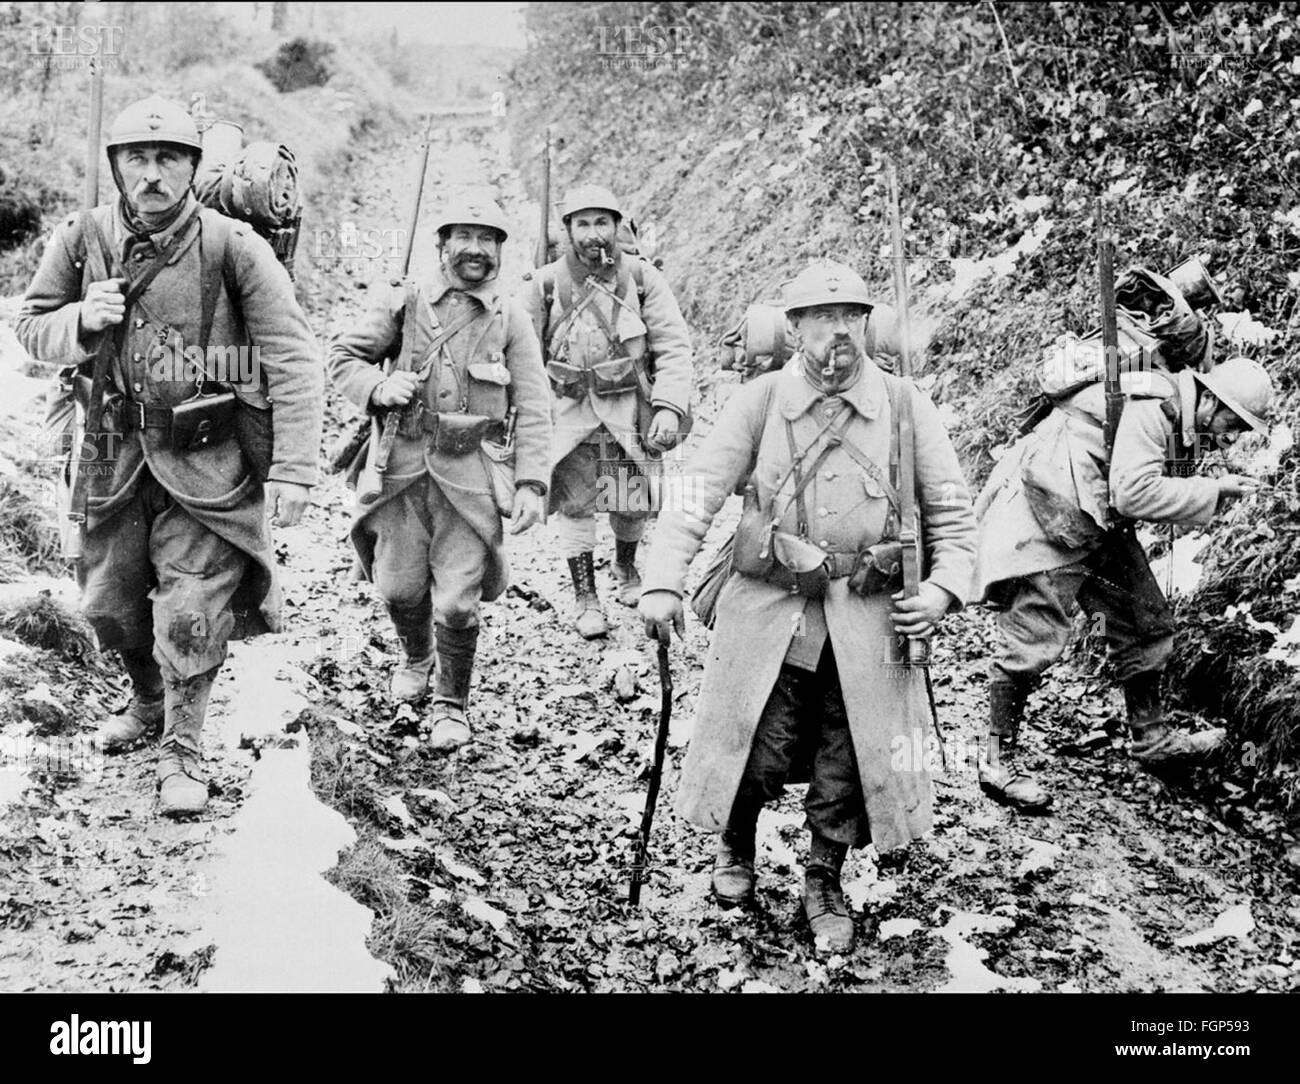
xmin=84 ymin=56 xmax=105 ymax=209
xmin=401 ymin=117 xmax=437 ymax=276
xmin=1098 ymin=201 xmax=1122 ymax=457
xmin=886 ymin=165 xmax=913 ymax=380
xmin=535 ymin=128 xmax=551 ymax=269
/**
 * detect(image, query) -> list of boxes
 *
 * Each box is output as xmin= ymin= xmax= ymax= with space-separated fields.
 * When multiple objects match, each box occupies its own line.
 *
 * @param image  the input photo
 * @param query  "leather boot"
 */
xmin=426 ymin=624 xmax=477 ymax=753
xmin=1126 ymin=670 xmax=1225 ymax=765
xmin=567 ymin=552 xmax=608 ymax=639
xmin=978 ymin=676 xmax=1051 ymax=812
xmin=99 ymin=647 xmax=165 ymax=753
xmin=157 ymin=667 xmax=217 ymax=817
xmin=803 ymin=833 xmax=854 ymax=954
xmin=387 ymin=597 xmax=435 ymax=702
xmin=612 ymin=538 xmax=642 ymax=607
xmin=711 ymin=799 xmax=759 ymax=907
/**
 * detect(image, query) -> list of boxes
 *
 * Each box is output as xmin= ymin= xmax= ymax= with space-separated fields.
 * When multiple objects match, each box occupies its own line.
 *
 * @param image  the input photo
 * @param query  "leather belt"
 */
xmin=826 ymin=551 xmax=857 ymax=579
xmin=397 ymin=401 xmax=506 ymax=442
xmin=121 ymin=401 xmax=174 ymax=432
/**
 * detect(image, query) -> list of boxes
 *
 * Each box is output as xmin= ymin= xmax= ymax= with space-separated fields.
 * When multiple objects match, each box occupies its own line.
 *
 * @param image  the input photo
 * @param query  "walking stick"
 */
xmin=628 ymin=634 xmax=673 ymax=905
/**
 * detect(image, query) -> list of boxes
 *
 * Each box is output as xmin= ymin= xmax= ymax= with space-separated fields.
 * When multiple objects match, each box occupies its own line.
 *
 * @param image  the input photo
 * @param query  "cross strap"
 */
xmin=774 ymin=403 xmax=851 ymax=536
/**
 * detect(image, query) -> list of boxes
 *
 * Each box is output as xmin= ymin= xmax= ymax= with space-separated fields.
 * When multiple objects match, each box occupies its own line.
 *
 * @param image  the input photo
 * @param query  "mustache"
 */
xmin=453 ymin=252 xmax=495 ymax=271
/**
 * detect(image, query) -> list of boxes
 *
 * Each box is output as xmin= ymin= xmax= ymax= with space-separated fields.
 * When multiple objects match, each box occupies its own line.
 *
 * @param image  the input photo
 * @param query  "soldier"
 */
xmin=639 ymin=262 xmax=976 ymax=953
xmin=328 ymin=198 xmax=551 ymax=752
xmin=524 ymin=184 xmax=693 ymax=640
xmin=972 ymin=357 xmax=1275 ymax=812
xmin=15 ymin=95 xmax=324 ymax=816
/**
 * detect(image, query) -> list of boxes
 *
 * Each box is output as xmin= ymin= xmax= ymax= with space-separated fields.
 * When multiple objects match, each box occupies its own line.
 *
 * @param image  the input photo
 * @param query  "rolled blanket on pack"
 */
xmin=194 ymin=142 xmax=300 ymax=231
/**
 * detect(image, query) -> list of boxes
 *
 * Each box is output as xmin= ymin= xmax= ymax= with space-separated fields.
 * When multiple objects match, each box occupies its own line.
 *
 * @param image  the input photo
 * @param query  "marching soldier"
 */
xmin=639 ymin=262 xmax=976 ymax=953
xmin=524 ymin=184 xmax=693 ymax=640
xmin=972 ymin=357 xmax=1275 ymax=812
xmin=15 ymin=95 xmax=324 ymax=816
xmin=328 ymin=198 xmax=552 ymax=752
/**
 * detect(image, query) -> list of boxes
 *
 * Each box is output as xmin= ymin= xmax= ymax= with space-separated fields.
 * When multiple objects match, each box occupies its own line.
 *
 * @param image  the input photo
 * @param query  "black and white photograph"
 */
xmin=0 ymin=0 xmax=1294 ymax=1058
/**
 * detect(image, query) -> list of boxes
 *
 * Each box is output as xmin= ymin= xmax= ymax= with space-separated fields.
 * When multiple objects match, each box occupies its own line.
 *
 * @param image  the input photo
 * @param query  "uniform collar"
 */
xmin=564 ymin=247 xmax=622 ymax=288
xmin=112 ymin=192 xmax=200 ymax=257
xmin=777 ymin=352 xmax=887 ymax=421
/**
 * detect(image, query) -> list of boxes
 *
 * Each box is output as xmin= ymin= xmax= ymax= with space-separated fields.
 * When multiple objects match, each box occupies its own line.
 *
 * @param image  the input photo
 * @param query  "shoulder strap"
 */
xmin=76 ymin=211 xmax=112 ymax=290
xmin=618 ymin=258 xmax=647 ymax=304
xmin=535 ymin=266 xmax=555 ymax=350
xmin=893 ymin=375 xmax=920 ymax=570
xmin=544 ymin=263 xmax=582 ymax=353
xmin=397 ymin=279 xmax=421 ymax=373
xmin=199 ymin=212 xmax=235 ymax=355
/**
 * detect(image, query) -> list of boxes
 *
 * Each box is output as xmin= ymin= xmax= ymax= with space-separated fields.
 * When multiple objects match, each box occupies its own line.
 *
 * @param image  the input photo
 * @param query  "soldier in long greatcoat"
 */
xmin=640 ymin=261 xmax=976 ymax=953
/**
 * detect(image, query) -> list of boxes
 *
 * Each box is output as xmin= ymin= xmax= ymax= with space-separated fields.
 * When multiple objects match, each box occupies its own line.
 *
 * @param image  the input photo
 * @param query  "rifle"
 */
xmin=1097 ymin=200 xmax=1123 ymax=463
xmin=62 ymin=53 xmax=108 ymax=559
xmin=628 ymin=635 xmax=673 ymax=905
xmin=534 ymin=127 xmax=551 ymax=270
xmin=886 ymin=163 xmax=929 ymax=668
xmin=331 ymin=116 xmax=437 ymax=491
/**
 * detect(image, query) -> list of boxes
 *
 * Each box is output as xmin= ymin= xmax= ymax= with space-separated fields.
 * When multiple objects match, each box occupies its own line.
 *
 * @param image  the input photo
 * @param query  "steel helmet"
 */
xmin=106 ymin=95 xmax=202 ymax=154
xmin=1194 ymin=356 xmax=1275 ymax=434
xmin=559 ymin=183 xmax=623 ymax=223
xmin=433 ymin=197 xmax=510 ymax=243
xmin=782 ymin=260 xmax=875 ymax=316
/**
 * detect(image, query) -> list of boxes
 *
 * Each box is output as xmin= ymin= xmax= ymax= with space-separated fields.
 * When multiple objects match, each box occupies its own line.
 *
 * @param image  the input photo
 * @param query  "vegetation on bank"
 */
xmin=508 ymin=1 xmax=1300 ymax=808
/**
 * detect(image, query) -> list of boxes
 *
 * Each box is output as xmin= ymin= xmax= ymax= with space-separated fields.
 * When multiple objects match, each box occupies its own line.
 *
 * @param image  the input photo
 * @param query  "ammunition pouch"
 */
xmin=848 ymin=540 xmax=904 ymax=597
xmin=545 ymin=356 xmax=640 ymax=399
xmin=168 ymin=391 xmax=238 ymax=453
xmin=433 ymin=412 xmax=495 ymax=457
xmin=547 ymin=359 xmax=588 ymax=400
xmin=731 ymin=485 xmax=836 ymax=599
xmin=589 ymin=356 xmax=639 ymax=397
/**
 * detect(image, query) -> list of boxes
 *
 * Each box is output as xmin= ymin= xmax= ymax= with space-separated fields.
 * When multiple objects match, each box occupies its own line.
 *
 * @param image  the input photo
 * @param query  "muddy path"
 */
xmin=296 ymin=119 xmax=1300 ymax=993
xmin=1 ymin=115 xmax=1297 ymax=994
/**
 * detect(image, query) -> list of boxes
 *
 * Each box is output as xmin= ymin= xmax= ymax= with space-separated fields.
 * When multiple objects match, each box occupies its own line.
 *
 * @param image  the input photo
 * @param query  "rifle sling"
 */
xmin=71 ymin=206 xmax=202 ymax=522
xmin=896 ymin=377 xmax=920 ymax=591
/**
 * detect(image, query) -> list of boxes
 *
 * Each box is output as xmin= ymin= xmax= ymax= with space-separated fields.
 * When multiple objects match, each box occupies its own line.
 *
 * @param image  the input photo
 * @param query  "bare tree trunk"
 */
xmin=271 ymin=1 xmax=287 ymax=32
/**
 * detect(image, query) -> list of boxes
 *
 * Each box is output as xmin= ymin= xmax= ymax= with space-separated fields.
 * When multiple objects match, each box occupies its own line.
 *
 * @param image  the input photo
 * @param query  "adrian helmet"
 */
xmin=1194 ymin=356 xmax=1275 ymax=435
xmin=106 ymin=95 xmax=202 ymax=155
xmin=558 ymin=183 xmax=623 ymax=223
xmin=782 ymin=260 xmax=875 ymax=316
xmin=433 ymin=197 xmax=511 ymax=243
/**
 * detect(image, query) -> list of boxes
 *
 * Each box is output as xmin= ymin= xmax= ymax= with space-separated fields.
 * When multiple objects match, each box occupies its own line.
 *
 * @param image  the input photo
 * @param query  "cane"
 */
xmin=628 ymin=634 xmax=673 ymax=905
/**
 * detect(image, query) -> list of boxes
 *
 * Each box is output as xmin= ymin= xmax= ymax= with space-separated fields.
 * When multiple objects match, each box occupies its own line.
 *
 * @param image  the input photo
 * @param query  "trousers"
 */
xmin=549 ymin=430 xmax=649 ymax=557
xmin=991 ymin=525 xmax=1175 ymax=685
xmin=367 ymin=476 xmax=489 ymax=629
xmin=77 ymin=469 xmax=249 ymax=679
xmin=733 ymin=642 xmax=869 ymax=847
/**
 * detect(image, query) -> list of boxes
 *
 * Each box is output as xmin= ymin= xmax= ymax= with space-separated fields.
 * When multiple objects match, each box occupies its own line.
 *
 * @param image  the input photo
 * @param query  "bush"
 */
xmin=257 ymin=37 xmax=336 ymax=93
